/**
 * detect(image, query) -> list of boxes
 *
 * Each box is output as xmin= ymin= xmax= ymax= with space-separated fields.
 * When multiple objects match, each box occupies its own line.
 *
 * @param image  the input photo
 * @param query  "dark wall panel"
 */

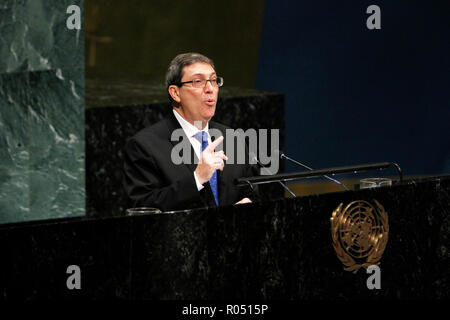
xmin=257 ymin=0 xmax=449 ymax=175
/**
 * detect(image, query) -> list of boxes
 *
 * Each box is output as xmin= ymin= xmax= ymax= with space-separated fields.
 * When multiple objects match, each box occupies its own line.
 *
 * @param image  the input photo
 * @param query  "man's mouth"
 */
xmin=204 ymin=98 xmax=216 ymax=106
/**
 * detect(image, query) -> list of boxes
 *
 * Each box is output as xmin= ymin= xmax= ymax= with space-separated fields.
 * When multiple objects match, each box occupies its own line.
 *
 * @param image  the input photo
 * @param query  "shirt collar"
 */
xmin=173 ymin=108 xmax=209 ymax=138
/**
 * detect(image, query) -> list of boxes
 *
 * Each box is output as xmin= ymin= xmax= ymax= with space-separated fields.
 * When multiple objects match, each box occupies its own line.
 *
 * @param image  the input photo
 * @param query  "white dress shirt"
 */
xmin=173 ymin=109 xmax=212 ymax=191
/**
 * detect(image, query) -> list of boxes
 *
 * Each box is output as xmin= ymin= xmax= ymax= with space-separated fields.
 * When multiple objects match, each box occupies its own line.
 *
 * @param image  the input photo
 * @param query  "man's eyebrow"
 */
xmin=191 ymin=72 xmax=217 ymax=77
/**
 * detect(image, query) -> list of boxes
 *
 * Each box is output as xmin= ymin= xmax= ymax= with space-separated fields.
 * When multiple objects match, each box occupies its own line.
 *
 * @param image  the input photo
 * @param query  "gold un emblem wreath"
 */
xmin=330 ymin=200 xmax=389 ymax=273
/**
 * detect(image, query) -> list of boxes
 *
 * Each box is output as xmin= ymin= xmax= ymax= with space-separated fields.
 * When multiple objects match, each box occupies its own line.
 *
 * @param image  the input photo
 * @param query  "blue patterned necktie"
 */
xmin=195 ymin=131 xmax=219 ymax=206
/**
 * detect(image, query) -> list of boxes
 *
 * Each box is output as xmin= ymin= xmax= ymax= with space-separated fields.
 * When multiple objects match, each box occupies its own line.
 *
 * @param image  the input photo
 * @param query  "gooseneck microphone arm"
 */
xmin=390 ymin=162 xmax=403 ymax=182
xmin=280 ymin=153 xmax=349 ymax=191
xmin=235 ymin=162 xmax=403 ymax=186
xmin=252 ymin=156 xmax=296 ymax=198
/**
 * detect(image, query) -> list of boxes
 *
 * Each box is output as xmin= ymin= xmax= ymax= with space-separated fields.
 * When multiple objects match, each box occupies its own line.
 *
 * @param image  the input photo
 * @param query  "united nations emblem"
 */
xmin=330 ymin=200 xmax=389 ymax=273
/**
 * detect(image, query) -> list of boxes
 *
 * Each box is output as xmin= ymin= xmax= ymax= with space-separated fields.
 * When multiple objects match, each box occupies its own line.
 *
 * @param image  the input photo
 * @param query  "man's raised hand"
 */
xmin=195 ymin=136 xmax=228 ymax=185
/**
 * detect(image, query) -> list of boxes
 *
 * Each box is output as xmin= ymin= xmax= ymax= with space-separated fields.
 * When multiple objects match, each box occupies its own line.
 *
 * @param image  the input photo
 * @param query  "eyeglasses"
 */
xmin=178 ymin=77 xmax=224 ymax=88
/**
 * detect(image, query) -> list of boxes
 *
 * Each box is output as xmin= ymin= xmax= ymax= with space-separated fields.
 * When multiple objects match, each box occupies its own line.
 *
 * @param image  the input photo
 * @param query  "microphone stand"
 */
xmin=253 ymin=156 xmax=296 ymax=198
xmin=236 ymin=162 xmax=403 ymax=187
xmin=280 ymin=153 xmax=349 ymax=191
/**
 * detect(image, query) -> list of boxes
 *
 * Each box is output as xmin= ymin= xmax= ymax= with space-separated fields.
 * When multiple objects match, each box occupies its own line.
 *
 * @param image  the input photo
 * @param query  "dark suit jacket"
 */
xmin=123 ymin=111 xmax=259 ymax=211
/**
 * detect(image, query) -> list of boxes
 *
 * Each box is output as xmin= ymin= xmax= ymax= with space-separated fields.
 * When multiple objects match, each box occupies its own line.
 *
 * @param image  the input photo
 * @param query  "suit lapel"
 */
xmin=165 ymin=111 xmax=217 ymax=206
xmin=165 ymin=111 xmax=199 ymax=173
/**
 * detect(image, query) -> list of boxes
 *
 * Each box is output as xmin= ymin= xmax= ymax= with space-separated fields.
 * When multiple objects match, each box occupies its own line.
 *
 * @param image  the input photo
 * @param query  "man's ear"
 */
xmin=168 ymin=85 xmax=181 ymax=104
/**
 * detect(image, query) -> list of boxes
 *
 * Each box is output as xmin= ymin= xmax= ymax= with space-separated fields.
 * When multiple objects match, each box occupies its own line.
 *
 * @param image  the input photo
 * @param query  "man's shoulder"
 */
xmin=131 ymin=116 xmax=172 ymax=142
xmin=210 ymin=120 xmax=231 ymax=132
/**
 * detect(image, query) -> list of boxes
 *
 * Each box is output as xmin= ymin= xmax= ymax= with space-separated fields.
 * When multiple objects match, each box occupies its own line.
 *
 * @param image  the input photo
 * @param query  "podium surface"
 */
xmin=0 ymin=175 xmax=449 ymax=299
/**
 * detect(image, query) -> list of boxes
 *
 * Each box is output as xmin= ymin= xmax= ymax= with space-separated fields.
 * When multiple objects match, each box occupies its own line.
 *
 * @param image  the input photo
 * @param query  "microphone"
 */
xmin=250 ymin=153 xmax=296 ymax=197
xmin=278 ymin=150 xmax=349 ymax=191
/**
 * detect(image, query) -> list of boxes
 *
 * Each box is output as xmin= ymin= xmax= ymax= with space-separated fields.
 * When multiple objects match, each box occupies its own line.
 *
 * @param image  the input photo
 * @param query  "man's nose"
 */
xmin=204 ymin=80 xmax=214 ymax=92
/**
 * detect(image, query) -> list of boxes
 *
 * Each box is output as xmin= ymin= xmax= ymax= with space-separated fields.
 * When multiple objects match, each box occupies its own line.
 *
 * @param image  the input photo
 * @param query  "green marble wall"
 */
xmin=0 ymin=0 xmax=85 ymax=223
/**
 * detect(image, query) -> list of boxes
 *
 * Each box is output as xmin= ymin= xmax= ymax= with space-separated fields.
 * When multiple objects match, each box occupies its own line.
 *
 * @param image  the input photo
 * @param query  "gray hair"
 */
xmin=165 ymin=52 xmax=215 ymax=104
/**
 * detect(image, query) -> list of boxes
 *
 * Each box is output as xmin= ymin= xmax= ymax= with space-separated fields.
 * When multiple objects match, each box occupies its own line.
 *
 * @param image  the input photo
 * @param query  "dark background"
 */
xmin=86 ymin=0 xmax=449 ymax=176
xmin=257 ymin=0 xmax=449 ymax=175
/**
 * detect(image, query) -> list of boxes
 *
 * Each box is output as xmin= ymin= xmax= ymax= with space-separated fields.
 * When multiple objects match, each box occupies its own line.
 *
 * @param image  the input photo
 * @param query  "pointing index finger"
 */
xmin=205 ymin=136 xmax=224 ymax=152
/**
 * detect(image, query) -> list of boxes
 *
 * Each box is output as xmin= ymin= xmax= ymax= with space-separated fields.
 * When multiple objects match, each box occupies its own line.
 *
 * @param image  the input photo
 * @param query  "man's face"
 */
xmin=173 ymin=62 xmax=219 ymax=127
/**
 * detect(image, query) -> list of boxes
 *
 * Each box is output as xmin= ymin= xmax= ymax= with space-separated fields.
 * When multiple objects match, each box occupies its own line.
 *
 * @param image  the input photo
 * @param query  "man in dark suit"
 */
xmin=123 ymin=53 xmax=258 ymax=211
